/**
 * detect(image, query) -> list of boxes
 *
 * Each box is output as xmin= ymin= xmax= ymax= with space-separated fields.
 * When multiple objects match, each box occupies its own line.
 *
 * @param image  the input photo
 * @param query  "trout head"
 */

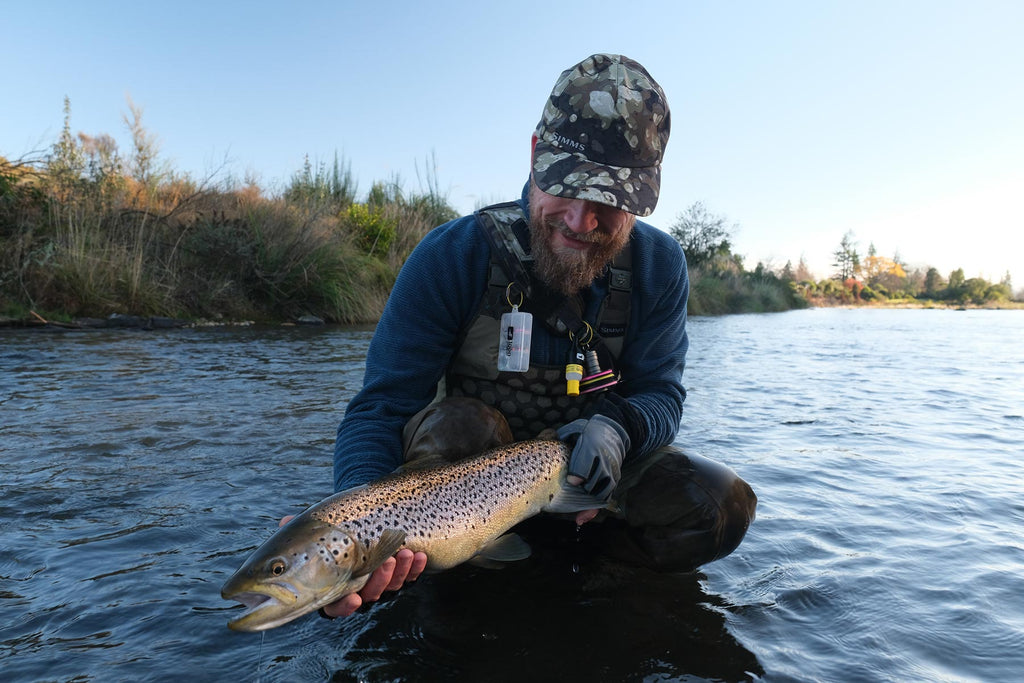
xmin=221 ymin=513 xmax=406 ymax=631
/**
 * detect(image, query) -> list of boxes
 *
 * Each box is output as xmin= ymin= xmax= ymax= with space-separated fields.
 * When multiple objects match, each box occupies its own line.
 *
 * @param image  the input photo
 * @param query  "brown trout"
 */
xmin=221 ymin=439 xmax=601 ymax=631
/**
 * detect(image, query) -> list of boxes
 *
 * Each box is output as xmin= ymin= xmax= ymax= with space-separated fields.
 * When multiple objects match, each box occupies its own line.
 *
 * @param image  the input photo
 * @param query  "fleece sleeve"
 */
xmin=614 ymin=224 xmax=689 ymax=456
xmin=332 ymin=217 xmax=490 ymax=491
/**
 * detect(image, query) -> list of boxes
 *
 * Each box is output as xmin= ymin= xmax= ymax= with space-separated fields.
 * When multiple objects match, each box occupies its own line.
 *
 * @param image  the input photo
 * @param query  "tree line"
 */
xmin=669 ymin=206 xmax=1020 ymax=313
xmin=2 ymin=98 xmax=1019 ymax=325
xmin=826 ymin=229 xmax=1016 ymax=305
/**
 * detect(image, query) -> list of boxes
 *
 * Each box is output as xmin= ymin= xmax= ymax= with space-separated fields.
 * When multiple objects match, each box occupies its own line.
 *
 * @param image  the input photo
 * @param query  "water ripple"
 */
xmin=3 ymin=312 xmax=1024 ymax=681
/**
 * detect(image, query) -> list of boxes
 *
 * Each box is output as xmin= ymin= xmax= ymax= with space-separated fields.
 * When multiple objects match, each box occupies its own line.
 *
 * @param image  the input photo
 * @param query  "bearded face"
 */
xmin=528 ymin=182 xmax=635 ymax=296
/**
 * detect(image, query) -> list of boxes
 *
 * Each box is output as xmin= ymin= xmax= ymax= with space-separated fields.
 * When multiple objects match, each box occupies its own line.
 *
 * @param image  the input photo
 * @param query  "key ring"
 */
xmin=505 ymin=283 xmax=525 ymax=309
xmin=568 ymin=321 xmax=595 ymax=348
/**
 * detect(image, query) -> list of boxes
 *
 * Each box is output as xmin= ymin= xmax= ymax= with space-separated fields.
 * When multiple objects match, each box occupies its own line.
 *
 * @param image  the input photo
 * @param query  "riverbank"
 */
xmin=6 ymin=297 xmax=1021 ymax=334
xmin=0 ymin=311 xmax=329 ymax=330
xmin=803 ymin=298 xmax=1024 ymax=311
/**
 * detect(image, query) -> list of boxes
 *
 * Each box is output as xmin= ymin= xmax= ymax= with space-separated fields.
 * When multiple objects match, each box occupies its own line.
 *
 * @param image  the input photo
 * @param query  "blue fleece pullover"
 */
xmin=333 ymin=184 xmax=689 ymax=492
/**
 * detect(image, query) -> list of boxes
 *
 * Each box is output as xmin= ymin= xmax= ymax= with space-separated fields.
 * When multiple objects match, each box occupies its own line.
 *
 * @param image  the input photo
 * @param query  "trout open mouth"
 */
xmin=224 ymin=591 xmax=281 ymax=629
xmin=222 ymin=582 xmax=302 ymax=631
xmin=229 ymin=591 xmax=274 ymax=614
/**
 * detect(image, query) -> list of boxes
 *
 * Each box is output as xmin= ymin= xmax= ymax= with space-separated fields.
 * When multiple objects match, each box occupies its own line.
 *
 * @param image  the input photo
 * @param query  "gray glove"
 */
xmin=557 ymin=414 xmax=630 ymax=501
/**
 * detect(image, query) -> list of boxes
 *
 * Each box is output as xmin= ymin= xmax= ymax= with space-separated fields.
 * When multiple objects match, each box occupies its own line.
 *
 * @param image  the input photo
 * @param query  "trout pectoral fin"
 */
xmin=469 ymin=532 xmax=531 ymax=568
xmin=353 ymin=528 xmax=408 ymax=577
xmin=545 ymin=481 xmax=613 ymax=514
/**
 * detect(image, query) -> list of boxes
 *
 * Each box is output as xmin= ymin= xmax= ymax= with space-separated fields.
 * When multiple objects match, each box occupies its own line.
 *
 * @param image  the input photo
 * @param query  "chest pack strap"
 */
xmin=475 ymin=201 xmax=534 ymax=299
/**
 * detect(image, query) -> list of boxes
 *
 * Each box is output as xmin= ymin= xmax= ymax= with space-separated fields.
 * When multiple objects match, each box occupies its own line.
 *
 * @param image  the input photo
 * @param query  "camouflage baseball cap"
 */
xmin=532 ymin=53 xmax=670 ymax=217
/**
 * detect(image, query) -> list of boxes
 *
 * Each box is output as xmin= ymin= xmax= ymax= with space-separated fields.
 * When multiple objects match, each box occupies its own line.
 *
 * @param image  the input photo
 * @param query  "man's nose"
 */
xmin=562 ymin=200 xmax=599 ymax=234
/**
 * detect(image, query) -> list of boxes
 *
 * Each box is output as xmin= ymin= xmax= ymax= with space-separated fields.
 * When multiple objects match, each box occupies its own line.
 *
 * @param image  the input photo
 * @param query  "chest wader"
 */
xmin=443 ymin=201 xmax=632 ymax=441
xmin=405 ymin=202 xmax=757 ymax=571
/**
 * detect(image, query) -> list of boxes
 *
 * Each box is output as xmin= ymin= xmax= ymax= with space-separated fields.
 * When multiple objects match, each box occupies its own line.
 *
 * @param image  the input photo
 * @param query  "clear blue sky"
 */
xmin=4 ymin=0 xmax=1022 ymax=288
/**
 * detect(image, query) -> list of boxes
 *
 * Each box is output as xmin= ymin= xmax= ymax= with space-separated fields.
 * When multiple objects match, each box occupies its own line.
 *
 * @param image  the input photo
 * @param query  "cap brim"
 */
xmin=532 ymin=140 xmax=661 ymax=217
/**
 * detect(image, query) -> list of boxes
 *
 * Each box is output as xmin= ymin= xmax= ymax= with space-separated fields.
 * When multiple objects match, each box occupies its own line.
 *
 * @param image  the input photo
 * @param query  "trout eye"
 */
xmin=269 ymin=559 xmax=286 ymax=576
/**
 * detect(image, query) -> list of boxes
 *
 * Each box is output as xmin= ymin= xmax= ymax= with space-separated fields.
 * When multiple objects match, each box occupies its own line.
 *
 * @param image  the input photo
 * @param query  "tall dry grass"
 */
xmin=0 ymin=151 xmax=457 ymax=323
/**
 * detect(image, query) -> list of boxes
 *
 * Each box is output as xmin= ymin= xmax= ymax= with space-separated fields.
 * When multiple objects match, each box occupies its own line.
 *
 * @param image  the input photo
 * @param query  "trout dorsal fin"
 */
xmin=394 ymin=453 xmax=449 ymax=472
xmin=353 ymin=528 xmax=407 ymax=578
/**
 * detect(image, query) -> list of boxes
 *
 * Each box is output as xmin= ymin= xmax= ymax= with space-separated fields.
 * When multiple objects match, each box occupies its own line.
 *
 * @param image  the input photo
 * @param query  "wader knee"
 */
xmin=599 ymin=447 xmax=757 ymax=572
xmin=402 ymin=397 xmax=513 ymax=463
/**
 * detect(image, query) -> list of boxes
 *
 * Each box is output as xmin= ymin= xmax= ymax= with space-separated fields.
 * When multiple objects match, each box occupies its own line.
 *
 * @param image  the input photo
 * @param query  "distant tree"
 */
xmin=78 ymin=132 xmax=122 ymax=179
xmin=832 ymin=230 xmax=860 ymax=281
xmin=923 ymin=267 xmax=945 ymax=298
xmin=964 ymin=278 xmax=990 ymax=304
xmin=985 ymin=280 xmax=1012 ymax=302
xmin=669 ymin=201 xmax=734 ymax=271
xmin=863 ymin=249 xmax=907 ymax=294
xmin=893 ymin=250 xmax=907 ymax=272
xmin=794 ymin=255 xmax=814 ymax=282
xmin=123 ymin=96 xmax=166 ymax=190
xmin=1000 ymin=270 xmax=1013 ymax=293
xmin=901 ymin=267 xmax=925 ymax=297
xmin=47 ymin=96 xmax=85 ymax=198
xmin=945 ymin=268 xmax=966 ymax=301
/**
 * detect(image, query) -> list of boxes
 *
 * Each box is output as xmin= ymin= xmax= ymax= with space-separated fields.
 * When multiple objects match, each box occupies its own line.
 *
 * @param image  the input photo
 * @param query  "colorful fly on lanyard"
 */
xmin=567 ymin=321 xmax=618 ymax=395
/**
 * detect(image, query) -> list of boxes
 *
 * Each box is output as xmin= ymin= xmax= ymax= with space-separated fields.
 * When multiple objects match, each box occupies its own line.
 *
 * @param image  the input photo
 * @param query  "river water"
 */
xmin=2 ymin=308 xmax=1023 ymax=682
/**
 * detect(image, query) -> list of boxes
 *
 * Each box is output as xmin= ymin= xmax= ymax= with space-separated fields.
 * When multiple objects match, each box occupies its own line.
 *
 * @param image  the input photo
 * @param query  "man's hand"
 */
xmin=557 ymin=414 xmax=630 ymax=501
xmin=278 ymin=516 xmax=428 ymax=618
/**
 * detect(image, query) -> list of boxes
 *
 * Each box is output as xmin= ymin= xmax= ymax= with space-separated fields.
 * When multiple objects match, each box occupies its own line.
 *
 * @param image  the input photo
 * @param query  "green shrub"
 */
xmin=346 ymin=203 xmax=396 ymax=256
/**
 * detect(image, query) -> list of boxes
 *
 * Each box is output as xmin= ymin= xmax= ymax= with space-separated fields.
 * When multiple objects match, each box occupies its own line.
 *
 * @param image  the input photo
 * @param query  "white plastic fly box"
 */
xmin=497 ymin=307 xmax=532 ymax=372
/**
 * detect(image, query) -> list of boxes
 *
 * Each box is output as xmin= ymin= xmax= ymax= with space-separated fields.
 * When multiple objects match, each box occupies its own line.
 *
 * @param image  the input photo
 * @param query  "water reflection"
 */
xmin=318 ymin=520 xmax=763 ymax=682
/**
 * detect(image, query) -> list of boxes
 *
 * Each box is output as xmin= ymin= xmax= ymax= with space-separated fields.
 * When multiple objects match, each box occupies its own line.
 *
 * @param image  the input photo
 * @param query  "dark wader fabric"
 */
xmin=402 ymin=398 xmax=757 ymax=572
xmin=401 ymin=396 xmax=513 ymax=463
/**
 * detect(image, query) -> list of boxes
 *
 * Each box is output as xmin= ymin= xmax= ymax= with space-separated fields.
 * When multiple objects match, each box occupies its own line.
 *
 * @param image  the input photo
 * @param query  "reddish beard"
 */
xmin=528 ymin=213 xmax=632 ymax=295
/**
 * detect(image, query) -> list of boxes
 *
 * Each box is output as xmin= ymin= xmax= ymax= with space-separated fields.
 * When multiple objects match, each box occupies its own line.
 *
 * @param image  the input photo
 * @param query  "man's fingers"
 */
xmin=322 ymin=592 xmax=362 ymax=618
xmin=575 ymin=508 xmax=599 ymax=525
xmin=321 ymin=550 xmax=429 ymax=620
xmin=278 ymin=515 xmax=295 ymax=527
xmin=359 ymin=556 xmax=397 ymax=603
xmin=408 ymin=551 xmax=428 ymax=581
xmin=385 ymin=549 xmax=415 ymax=591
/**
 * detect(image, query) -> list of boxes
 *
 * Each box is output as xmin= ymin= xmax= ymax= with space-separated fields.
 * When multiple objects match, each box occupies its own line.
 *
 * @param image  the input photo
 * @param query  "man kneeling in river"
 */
xmin=317 ymin=53 xmax=756 ymax=618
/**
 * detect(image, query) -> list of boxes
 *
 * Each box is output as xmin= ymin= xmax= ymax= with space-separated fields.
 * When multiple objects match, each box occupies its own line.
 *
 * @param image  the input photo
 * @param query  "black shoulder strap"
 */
xmin=475 ymin=201 xmax=533 ymax=300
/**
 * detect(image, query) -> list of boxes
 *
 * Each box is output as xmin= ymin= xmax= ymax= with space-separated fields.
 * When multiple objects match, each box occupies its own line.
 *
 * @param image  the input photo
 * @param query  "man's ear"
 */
xmin=530 ymin=134 xmax=538 ymax=159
